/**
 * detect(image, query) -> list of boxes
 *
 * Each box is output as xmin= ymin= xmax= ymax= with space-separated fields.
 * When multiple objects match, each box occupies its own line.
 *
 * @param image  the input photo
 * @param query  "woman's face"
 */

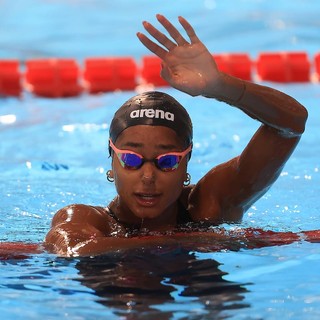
xmin=110 ymin=125 xmax=189 ymax=225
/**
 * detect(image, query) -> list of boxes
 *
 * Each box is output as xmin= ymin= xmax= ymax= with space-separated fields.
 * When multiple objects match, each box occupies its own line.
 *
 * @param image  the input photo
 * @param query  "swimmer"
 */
xmin=44 ymin=15 xmax=308 ymax=257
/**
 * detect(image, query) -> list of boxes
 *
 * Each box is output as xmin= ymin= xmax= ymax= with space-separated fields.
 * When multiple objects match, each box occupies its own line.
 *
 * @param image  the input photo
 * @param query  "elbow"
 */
xmin=284 ymin=105 xmax=308 ymax=137
xmin=294 ymin=106 xmax=308 ymax=135
xmin=44 ymin=226 xmax=72 ymax=257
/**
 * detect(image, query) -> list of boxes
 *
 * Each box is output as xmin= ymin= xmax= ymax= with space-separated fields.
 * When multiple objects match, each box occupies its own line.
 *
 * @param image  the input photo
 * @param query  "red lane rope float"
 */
xmin=0 ymin=51 xmax=319 ymax=98
xmin=141 ymin=53 xmax=252 ymax=85
xmin=256 ymin=52 xmax=311 ymax=82
xmin=83 ymin=57 xmax=137 ymax=93
xmin=213 ymin=53 xmax=252 ymax=81
xmin=0 ymin=60 xmax=21 ymax=96
xmin=24 ymin=58 xmax=82 ymax=97
xmin=141 ymin=56 xmax=169 ymax=87
xmin=315 ymin=53 xmax=320 ymax=81
xmin=0 ymin=242 xmax=41 ymax=260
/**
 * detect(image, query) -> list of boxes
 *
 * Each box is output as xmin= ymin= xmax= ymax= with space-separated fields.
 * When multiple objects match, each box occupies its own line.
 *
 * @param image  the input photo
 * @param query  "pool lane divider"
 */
xmin=0 ymin=51 xmax=319 ymax=98
xmin=256 ymin=52 xmax=311 ymax=82
xmin=1 ymin=228 xmax=320 ymax=260
xmin=0 ymin=60 xmax=21 ymax=96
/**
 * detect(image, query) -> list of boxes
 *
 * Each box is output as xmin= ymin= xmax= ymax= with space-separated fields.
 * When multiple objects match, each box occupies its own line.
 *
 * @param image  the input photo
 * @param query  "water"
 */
xmin=1 ymin=0 xmax=320 ymax=319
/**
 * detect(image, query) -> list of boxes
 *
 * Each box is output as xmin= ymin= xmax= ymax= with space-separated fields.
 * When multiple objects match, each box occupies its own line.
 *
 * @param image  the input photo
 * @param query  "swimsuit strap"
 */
xmin=176 ymin=201 xmax=193 ymax=225
xmin=105 ymin=206 xmax=141 ymax=231
xmin=105 ymin=206 xmax=118 ymax=221
xmin=106 ymin=201 xmax=193 ymax=229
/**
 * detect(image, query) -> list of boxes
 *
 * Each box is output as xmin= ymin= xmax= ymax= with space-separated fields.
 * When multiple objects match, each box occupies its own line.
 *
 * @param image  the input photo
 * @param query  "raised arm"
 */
xmin=138 ymin=15 xmax=308 ymax=223
xmin=137 ymin=14 xmax=307 ymax=135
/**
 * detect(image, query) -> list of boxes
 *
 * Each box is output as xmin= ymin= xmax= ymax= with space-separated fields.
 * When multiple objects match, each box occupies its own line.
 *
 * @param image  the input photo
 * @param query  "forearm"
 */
xmin=73 ymin=236 xmax=184 ymax=257
xmin=44 ymin=228 xmax=320 ymax=257
xmin=45 ymin=227 xmax=179 ymax=257
xmin=45 ymin=227 xmax=229 ymax=257
xmin=204 ymin=72 xmax=308 ymax=136
xmin=44 ymin=227 xmax=292 ymax=257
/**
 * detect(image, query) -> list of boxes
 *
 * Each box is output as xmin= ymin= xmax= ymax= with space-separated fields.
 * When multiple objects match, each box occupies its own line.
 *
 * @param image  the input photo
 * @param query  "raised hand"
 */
xmin=137 ymin=14 xmax=221 ymax=97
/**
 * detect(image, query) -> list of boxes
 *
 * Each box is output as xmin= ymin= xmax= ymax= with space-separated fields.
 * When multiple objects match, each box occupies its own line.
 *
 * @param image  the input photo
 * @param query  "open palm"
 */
xmin=137 ymin=15 xmax=220 ymax=96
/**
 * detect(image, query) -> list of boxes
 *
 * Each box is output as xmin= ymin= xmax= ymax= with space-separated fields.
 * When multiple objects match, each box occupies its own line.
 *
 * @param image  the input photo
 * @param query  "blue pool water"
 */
xmin=1 ymin=0 xmax=320 ymax=319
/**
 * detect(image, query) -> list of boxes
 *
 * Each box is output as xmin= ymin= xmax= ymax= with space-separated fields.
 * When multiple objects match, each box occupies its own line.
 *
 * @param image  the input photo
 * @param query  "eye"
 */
xmin=158 ymin=155 xmax=179 ymax=168
xmin=121 ymin=153 xmax=143 ymax=168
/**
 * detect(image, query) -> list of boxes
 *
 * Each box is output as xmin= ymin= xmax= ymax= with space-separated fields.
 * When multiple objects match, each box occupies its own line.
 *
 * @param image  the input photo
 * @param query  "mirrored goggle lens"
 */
xmin=119 ymin=153 xmax=143 ymax=169
xmin=157 ymin=155 xmax=180 ymax=171
xmin=118 ymin=153 xmax=182 ymax=171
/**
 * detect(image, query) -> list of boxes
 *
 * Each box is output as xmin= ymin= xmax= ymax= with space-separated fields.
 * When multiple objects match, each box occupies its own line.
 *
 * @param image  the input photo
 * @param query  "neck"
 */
xmin=109 ymin=197 xmax=179 ymax=232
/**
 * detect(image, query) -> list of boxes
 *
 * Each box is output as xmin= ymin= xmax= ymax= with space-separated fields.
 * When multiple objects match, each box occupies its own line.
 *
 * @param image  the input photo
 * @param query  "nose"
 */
xmin=141 ymin=161 xmax=156 ymax=184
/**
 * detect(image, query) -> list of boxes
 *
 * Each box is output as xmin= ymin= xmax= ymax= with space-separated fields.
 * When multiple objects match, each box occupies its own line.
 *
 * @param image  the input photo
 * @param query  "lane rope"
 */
xmin=0 ymin=52 xmax=319 ymax=98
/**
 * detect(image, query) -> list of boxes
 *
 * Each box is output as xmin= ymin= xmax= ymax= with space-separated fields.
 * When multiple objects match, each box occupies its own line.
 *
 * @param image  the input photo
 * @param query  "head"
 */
xmin=109 ymin=91 xmax=192 ymax=150
xmin=108 ymin=91 xmax=193 ymax=224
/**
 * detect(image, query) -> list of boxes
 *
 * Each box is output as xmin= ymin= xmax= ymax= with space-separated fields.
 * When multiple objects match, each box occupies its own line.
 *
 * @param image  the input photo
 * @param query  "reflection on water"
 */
xmin=76 ymin=246 xmax=250 ymax=319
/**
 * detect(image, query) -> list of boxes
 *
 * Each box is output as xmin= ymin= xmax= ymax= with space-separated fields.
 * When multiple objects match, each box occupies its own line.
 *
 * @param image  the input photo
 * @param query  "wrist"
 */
xmin=201 ymin=72 xmax=225 ymax=98
xmin=202 ymin=72 xmax=246 ymax=105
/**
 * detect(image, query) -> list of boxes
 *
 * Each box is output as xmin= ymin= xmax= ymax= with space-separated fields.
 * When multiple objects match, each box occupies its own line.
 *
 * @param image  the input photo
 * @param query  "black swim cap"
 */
xmin=109 ymin=91 xmax=193 ymax=147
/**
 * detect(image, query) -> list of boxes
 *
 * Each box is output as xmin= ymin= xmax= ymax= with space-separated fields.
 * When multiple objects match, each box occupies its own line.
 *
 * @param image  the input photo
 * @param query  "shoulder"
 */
xmin=49 ymin=203 xmax=126 ymax=237
xmin=51 ymin=204 xmax=109 ymax=226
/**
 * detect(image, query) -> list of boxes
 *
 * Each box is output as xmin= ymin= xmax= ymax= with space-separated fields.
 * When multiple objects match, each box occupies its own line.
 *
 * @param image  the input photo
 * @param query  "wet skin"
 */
xmin=109 ymin=125 xmax=190 ymax=230
xmin=44 ymin=14 xmax=308 ymax=257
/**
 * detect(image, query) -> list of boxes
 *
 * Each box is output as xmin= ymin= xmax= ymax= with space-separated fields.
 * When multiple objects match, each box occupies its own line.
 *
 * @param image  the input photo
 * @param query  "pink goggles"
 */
xmin=109 ymin=139 xmax=192 ymax=172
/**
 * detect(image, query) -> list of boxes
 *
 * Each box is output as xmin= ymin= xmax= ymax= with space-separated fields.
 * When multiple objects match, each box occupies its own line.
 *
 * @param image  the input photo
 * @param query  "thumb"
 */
xmin=160 ymin=61 xmax=171 ymax=82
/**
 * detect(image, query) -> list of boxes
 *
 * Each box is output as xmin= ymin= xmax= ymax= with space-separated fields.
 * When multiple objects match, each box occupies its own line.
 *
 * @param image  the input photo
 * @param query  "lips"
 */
xmin=134 ymin=192 xmax=161 ymax=207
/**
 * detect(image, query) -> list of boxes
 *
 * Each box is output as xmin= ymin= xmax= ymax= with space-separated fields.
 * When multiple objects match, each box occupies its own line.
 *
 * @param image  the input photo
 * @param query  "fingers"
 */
xmin=156 ymin=14 xmax=189 ymax=46
xmin=156 ymin=14 xmax=200 ymax=44
xmin=178 ymin=16 xmax=200 ymax=43
xmin=136 ymin=32 xmax=168 ymax=60
xmin=137 ymin=14 xmax=200 ymax=57
xmin=142 ymin=20 xmax=177 ymax=50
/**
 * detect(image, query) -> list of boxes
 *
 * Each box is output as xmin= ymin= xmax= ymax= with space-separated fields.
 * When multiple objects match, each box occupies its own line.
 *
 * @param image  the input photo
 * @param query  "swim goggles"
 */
xmin=109 ymin=139 xmax=192 ymax=172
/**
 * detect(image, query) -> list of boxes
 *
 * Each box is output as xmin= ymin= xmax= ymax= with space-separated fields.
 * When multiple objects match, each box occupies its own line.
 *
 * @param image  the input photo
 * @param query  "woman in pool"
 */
xmin=44 ymin=15 xmax=308 ymax=257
